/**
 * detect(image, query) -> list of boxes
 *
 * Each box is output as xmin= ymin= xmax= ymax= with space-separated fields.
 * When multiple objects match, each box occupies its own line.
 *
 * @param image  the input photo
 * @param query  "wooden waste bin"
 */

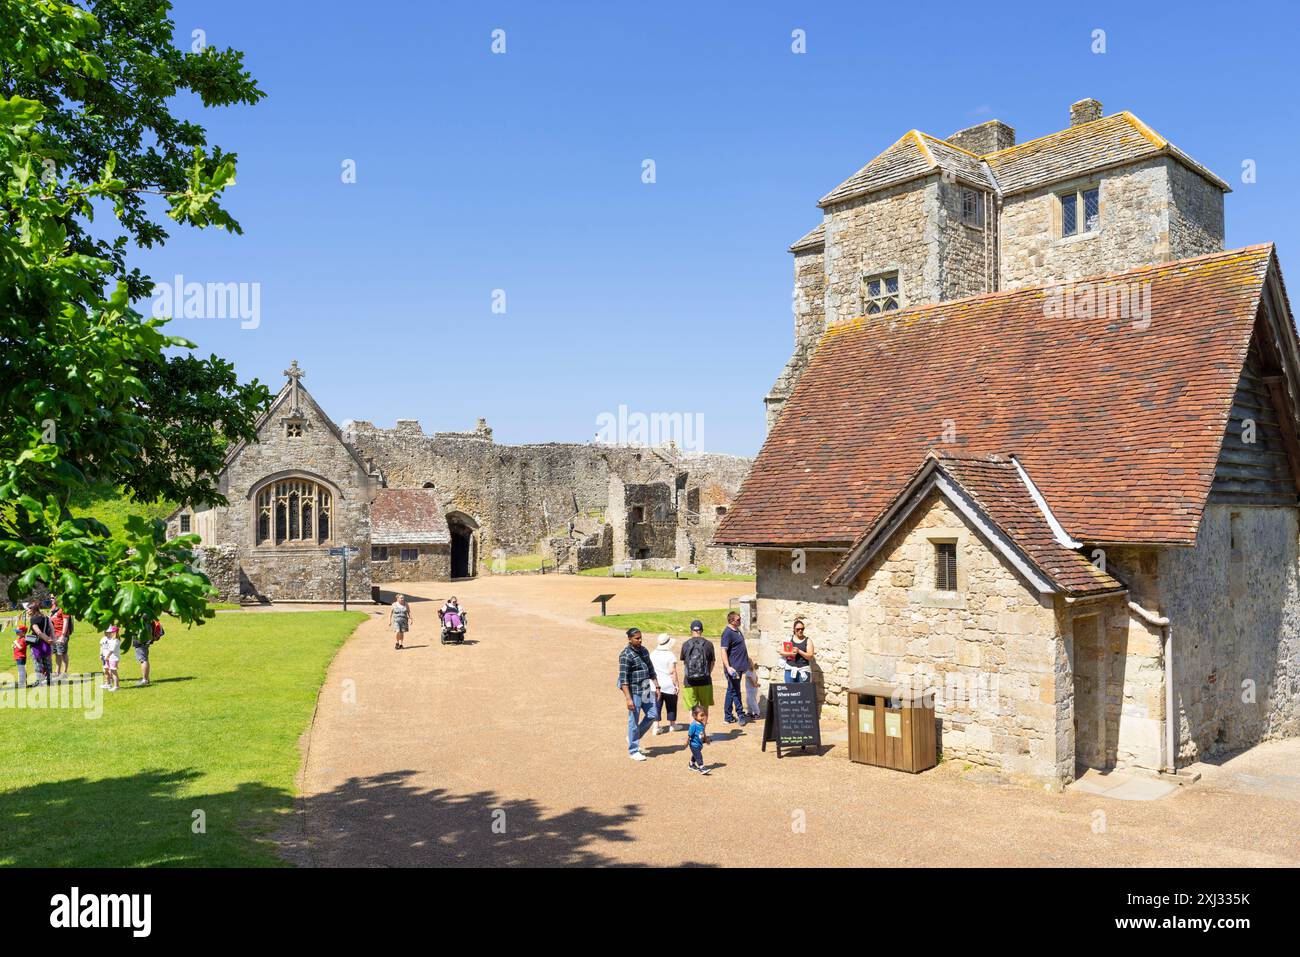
xmin=847 ymin=682 xmax=937 ymax=773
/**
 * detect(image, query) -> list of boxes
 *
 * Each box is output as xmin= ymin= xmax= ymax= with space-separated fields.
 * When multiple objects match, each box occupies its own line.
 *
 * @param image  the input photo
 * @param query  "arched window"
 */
xmin=255 ymin=478 xmax=333 ymax=545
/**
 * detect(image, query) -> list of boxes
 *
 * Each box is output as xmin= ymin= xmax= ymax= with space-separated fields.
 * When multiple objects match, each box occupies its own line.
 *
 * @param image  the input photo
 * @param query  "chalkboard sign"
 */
xmin=761 ymin=682 xmax=822 ymax=757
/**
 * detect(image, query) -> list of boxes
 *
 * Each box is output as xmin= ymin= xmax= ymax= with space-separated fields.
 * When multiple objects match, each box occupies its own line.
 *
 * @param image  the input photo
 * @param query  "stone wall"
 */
xmin=998 ymin=158 xmax=1223 ymax=290
xmin=1158 ymin=504 xmax=1300 ymax=761
xmin=844 ymin=493 xmax=1064 ymax=781
xmin=753 ymin=547 xmax=853 ymax=716
xmin=822 ymin=177 xmax=938 ymax=330
xmin=1167 ymin=158 xmax=1226 ymax=261
xmin=196 ymin=544 xmax=241 ymax=604
xmin=936 ymin=179 xmax=996 ymax=301
xmin=371 ymin=543 xmax=451 ymax=583
xmin=346 ymin=419 xmax=752 ymax=571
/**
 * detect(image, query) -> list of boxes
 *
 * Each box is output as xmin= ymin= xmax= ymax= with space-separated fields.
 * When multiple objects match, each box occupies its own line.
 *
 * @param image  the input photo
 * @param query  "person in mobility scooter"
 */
xmin=439 ymin=596 xmax=468 ymax=644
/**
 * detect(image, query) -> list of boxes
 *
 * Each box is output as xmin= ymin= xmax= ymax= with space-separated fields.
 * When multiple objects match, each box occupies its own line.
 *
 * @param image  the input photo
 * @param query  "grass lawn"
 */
xmin=69 ymin=483 xmax=176 ymax=536
xmin=580 ymin=566 xmax=754 ymax=582
xmin=500 ymin=553 xmax=545 ymax=572
xmin=589 ymin=608 xmax=730 ymax=636
xmin=0 ymin=609 xmax=366 ymax=866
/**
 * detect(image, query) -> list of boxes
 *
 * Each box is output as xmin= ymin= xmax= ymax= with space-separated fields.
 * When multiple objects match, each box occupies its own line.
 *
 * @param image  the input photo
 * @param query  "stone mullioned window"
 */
xmin=254 ymin=478 xmax=333 ymax=546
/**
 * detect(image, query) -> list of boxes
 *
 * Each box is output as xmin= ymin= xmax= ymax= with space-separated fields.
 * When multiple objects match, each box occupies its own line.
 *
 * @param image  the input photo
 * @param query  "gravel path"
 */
xmin=297 ymin=576 xmax=1300 ymax=867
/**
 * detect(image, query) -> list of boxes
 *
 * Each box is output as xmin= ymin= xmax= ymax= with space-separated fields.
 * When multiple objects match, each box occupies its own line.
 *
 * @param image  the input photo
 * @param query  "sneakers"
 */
xmin=629 ymin=752 xmax=648 ymax=762
xmin=698 ymin=765 xmax=711 ymax=775
xmin=136 ymin=679 xmax=149 ymax=687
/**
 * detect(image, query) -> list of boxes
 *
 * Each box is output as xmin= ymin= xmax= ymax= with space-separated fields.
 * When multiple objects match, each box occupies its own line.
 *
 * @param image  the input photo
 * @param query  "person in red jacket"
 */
xmin=12 ymin=625 xmax=28 ymax=689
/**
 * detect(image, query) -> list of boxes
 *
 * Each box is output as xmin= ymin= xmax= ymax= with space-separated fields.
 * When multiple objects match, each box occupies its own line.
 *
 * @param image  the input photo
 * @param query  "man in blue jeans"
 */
xmin=617 ymin=627 xmax=660 ymax=761
xmin=720 ymin=611 xmax=751 ymax=725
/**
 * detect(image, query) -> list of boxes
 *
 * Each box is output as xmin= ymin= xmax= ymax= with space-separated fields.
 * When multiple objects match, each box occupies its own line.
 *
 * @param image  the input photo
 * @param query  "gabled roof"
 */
xmin=716 ymin=244 xmax=1295 ymax=550
xmin=826 ymin=453 xmax=1124 ymax=595
xmin=813 ymin=112 xmax=1228 ymax=213
xmin=983 ymin=111 xmax=1230 ymax=196
xmin=371 ymin=488 xmax=450 ymax=545
xmin=220 ymin=377 xmax=373 ymax=480
xmin=789 ymin=222 xmax=825 ymax=253
xmin=818 ymin=130 xmax=990 ymax=208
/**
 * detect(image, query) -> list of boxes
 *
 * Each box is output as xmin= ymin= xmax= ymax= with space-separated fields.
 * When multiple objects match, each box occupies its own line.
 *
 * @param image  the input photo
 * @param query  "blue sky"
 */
xmin=144 ymin=0 xmax=1300 ymax=455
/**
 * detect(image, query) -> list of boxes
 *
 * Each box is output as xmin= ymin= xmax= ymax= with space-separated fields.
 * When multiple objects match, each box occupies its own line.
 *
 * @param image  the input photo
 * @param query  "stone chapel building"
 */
xmin=716 ymin=99 xmax=1300 ymax=784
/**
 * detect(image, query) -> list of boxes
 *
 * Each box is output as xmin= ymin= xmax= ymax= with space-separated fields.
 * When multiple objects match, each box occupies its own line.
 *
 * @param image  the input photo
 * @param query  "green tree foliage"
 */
xmin=0 ymin=1 xmax=270 ymax=640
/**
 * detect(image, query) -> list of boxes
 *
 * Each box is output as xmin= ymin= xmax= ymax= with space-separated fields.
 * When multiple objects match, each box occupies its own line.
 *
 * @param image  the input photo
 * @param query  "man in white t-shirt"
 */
xmin=649 ymin=634 xmax=682 ymax=734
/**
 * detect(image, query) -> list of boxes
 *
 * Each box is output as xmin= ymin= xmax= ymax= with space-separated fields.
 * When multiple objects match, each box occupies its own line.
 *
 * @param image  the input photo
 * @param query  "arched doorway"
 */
xmin=445 ymin=511 xmax=480 ymax=579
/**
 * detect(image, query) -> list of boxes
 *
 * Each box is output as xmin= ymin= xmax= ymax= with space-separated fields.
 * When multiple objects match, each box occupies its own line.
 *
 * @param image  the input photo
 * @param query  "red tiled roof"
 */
xmin=717 ymin=245 xmax=1283 ymax=549
xmin=371 ymin=489 xmax=450 ymax=545
xmin=827 ymin=453 xmax=1123 ymax=595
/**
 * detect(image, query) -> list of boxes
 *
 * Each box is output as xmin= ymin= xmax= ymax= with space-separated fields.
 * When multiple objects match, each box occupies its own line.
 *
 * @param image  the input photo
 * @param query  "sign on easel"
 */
xmin=761 ymin=681 xmax=822 ymax=757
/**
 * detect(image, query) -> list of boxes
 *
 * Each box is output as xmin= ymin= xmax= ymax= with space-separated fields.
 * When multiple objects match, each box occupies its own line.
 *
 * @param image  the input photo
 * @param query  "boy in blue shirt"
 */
xmin=687 ymin=705 xmax=711 ymax=775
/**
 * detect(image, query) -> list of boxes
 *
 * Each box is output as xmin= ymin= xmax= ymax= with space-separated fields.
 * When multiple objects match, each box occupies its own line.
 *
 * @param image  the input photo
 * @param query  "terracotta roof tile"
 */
xmin=371 ymin=489 xmax=450 ymax=545
xmin=717 ymin=244 xmax=1279 ymax=549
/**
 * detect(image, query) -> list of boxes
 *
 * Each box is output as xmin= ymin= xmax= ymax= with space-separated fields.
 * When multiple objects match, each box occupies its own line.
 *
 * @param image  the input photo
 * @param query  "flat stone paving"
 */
xmin=297 ymin=576 xmax=1300 ymax=867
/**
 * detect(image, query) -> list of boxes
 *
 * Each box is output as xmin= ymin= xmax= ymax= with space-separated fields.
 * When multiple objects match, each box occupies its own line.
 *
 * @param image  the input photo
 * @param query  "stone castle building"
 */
xmin=719 ymin=99 xmax=1300 ymax=785
xmin=171 ymin=363 xmax=752 ymax=603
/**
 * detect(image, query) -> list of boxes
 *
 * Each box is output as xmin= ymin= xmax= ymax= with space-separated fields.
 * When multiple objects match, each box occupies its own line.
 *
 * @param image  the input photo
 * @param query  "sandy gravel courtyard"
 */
xmin=297 ymin=576 xmax=1300 ymax=867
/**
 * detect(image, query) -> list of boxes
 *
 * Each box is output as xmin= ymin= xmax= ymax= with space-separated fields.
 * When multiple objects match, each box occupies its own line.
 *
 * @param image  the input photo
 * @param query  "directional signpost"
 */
xmin=329 ymin=546 xmax=361 ymax=610
xmin=591 ymin=593 xmax=615 ymax=616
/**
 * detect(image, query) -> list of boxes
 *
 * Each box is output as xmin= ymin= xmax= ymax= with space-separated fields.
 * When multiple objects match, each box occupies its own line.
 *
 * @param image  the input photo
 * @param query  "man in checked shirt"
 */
xmin=617 ymin=627 xmax=660 ymax=761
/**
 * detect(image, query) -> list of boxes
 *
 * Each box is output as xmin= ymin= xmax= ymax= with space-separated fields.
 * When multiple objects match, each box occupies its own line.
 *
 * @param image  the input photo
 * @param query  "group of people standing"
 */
xmin=8 ymin=597 xmax=161 ymax=689
xmin=616 ymin=611 xmax=816 ymax=772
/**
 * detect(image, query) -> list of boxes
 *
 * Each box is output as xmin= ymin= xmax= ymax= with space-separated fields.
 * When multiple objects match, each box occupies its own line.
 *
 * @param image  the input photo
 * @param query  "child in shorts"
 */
xmin=99 ymin=626 xmax=121 ymax=691
xmin=687 ymin=705 xmax=711 ymax=775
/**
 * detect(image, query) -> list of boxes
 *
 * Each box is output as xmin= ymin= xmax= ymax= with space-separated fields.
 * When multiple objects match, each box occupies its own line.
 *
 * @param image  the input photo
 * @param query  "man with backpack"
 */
xmin=134 ymin=618 xmax=164 ymax=687
xmin=679 ymin=619 xmax=716 ymax=728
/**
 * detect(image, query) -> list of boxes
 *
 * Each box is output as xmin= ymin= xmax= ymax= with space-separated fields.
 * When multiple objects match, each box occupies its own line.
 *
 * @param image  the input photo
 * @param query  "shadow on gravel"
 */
xmin=305 ymin=769 xmax=716 ymax=867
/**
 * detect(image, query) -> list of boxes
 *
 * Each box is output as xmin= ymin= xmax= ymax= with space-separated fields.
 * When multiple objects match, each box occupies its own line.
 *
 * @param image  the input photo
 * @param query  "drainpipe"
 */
xmin=1128 ymin=601 xmax=1174 ymax=773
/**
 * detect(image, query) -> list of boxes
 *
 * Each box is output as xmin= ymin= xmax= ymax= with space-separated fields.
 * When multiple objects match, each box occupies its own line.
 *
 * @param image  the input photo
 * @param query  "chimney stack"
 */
xmin=946 ymin=119 xmax=1016 ymax=156
xmin=1070 ymin=98 xmax=1103 ymax=127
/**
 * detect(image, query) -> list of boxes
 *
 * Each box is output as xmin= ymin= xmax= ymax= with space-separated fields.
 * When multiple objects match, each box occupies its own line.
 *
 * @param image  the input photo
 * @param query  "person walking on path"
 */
xmin=617 ymin=627 xmax=659 ymax=761
xmin=782 ymin=618 xmax=815 ymax=684
xmin=720 ymin=611 xmax=751 ymax=725
xmin=649 ymin=634 xmax=681 ymax=734
xmin=24 ymin=603 xmax=53 ymax=686
xmin=679 ymin=619 xmax=716 ymax=728
xmin=390 ymin=594 xmax=411 ymax=650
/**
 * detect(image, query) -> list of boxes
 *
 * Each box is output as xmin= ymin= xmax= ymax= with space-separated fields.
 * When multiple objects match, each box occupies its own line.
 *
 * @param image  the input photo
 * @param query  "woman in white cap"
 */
xmin=649 ymin=633 xmax=682 ymax=734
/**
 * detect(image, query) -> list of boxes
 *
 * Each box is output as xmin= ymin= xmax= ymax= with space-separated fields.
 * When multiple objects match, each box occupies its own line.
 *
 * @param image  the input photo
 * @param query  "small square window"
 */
xmin=400 ymin=548 xmax=419 ymax=562
xmin=286 ymin=421 xmax=304 ymax=438
xmin=1060 ymin=185 xmax=1100 ymax=237
xmin=179 ymin=514 xmax=191 ymax=533
xmin=863 ymin=271 xmax=900 ymax=314
xmin=371 ymin=546 xmax=389 ymax=561
xmin=934 ymin=542 xmax=958 ymax=592
xmin=961 ymin=188 xmax=982 ymax=227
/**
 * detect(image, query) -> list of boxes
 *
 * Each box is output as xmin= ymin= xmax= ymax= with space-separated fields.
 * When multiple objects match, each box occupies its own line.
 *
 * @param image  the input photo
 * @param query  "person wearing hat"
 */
xmin=649 ymin=633 xmax=682 ymax=735
xmin=678 ymin=619 xmax=717 ymax=728
xmin=99 ymin=625 xmax=122 ymax=692
xmin=616 ymin=627 xmax=660 ymax=761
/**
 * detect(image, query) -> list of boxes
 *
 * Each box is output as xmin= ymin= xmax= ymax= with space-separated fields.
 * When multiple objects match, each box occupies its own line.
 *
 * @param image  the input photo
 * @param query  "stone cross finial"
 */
xmin=283 ymin=360 xmax=304 ymax=413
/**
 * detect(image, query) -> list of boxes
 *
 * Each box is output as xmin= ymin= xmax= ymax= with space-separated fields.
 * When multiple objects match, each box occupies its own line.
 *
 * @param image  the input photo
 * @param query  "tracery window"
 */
xmin=255 ymin=479 xmax=332 ymax=545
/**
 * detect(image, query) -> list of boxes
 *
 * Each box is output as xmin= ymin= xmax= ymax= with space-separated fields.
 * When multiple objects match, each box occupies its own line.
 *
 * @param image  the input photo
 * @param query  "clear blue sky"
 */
xmin=144 ymin=0 xmax=1300 ymax=456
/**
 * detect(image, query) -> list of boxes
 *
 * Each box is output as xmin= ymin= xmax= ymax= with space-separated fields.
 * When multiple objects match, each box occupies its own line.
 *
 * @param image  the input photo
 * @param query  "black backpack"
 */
xmin=684 ymin=638 xmax=710 ymax=685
